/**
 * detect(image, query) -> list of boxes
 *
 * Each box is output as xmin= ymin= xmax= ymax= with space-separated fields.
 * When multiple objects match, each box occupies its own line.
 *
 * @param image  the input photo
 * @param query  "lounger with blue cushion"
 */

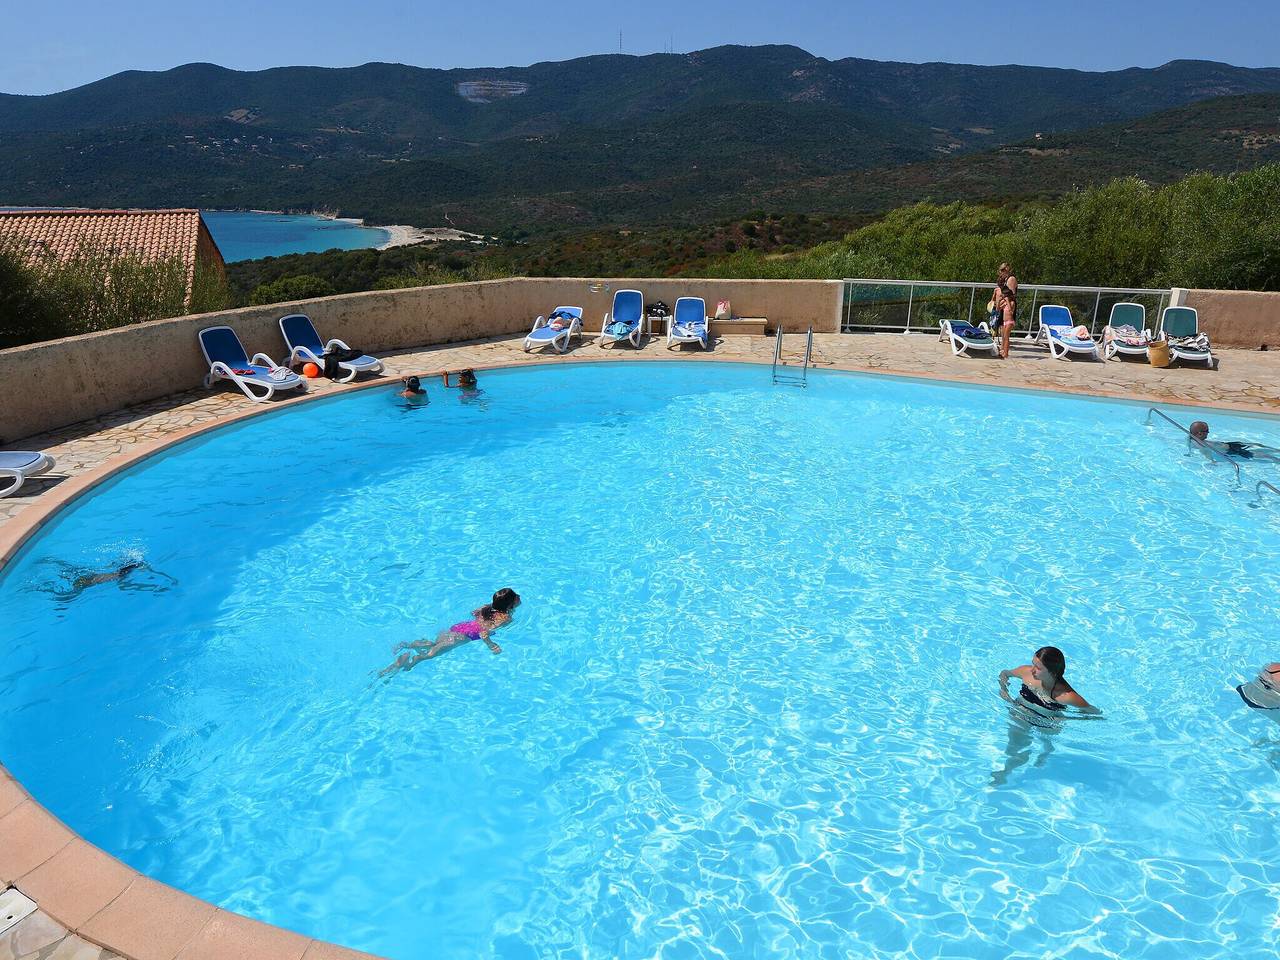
xmin=939 ymin=318 xmax=997 ymax=357
xmin=667 ymin=297 xmax=712 ymax=350
xmin=1102 ymin=302 xmax=1151 ymax=361
xmin=199 ymin=325 xmax=306 ymax=402
xmin=524 ymin=306 xmax=583 ymax=353
xmin=279 ymin=313 xmax=383 ymax=382
xmin=599 ymin=289 xmax=644 ymax=348
xmin=0 ymin=450 xmax=56 ymax=498
xmin=1160 ymin=306 xmax=1216 ymax=369
xmin=1037 ymin=305 xmax=1099 ymax=360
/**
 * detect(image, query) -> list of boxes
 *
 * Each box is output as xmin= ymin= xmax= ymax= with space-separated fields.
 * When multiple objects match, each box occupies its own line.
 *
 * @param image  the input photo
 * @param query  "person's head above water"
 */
xmin=459 ymin=369 xmax=477 ymax=387
xmin=403 ymin=375 xmax=424 ymax=394
xmin=1189 ymin=420 xmax=1210 ymax=441
xmin=490 ymin=587 xmax=520 ymax=612
xmin=1031 ymin=645 xmax=1066 ymax=685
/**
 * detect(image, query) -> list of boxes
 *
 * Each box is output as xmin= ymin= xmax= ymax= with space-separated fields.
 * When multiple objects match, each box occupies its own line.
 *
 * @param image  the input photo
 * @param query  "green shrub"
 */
xmin=249 ymin=274 xmax=336 ymax=306
xmin=0 ymin=242 xmax=228 ymax=348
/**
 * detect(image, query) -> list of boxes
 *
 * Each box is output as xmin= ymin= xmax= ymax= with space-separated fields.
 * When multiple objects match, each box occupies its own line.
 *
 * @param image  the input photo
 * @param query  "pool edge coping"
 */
xmin=2 ymin=347 xmax=1277 ymax=960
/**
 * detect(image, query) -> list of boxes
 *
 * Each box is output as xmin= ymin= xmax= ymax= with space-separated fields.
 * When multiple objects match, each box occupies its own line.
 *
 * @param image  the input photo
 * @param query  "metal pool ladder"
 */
xmin=1256 ymin=479 xmax=1280 ymax=504
xmin=772 ymin=326 xmax=813 ymax=387
xmin=1145 ymin=407 xmax=1241 ymax=485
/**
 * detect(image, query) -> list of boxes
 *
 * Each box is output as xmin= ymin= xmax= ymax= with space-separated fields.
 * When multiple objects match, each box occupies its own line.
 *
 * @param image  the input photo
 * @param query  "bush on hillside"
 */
xmin=249 ymin=274 xmax=336 ymax=306
xmin=706 ymin=164 xmax=1280 ymax=291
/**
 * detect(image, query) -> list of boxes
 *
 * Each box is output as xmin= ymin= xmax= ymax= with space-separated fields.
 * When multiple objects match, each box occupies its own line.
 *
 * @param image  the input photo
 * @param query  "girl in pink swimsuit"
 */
xmin=381 ymin=588 xmax=521 ymax=675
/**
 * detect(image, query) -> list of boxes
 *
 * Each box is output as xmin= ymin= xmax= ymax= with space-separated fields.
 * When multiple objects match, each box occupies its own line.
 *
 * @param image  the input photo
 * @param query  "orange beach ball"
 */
xmin=302 ymin=362 xmax=321 ymax=378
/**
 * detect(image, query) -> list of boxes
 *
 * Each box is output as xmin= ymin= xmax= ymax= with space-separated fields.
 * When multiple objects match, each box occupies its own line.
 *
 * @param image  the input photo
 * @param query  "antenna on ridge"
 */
xmin=619 ymin=30 xmax=623 ymax=53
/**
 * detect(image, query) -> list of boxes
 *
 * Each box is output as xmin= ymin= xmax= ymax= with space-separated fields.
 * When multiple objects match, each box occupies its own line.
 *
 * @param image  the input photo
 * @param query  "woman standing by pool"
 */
xmin=992 ymin=262 xmax=1018 ymax=359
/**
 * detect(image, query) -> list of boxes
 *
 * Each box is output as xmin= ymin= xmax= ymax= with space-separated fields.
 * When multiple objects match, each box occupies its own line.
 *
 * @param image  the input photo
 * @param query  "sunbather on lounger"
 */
xmin=1189 ymin=421 xmax=1280 ymax=463
xmin=380 ymin=587 xmax=521 ymax=675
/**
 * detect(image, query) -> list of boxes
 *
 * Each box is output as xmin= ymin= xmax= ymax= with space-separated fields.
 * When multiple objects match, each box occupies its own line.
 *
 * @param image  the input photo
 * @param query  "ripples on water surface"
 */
xmin=3 ymin=362 xmax=1280 ymax=959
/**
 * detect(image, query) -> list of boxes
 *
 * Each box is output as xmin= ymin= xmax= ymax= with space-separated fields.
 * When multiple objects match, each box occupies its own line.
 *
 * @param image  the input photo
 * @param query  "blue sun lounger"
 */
xmin=524 ymin=306 xmax=583 ymax=353
xmin=1037 ymin=305 xmax=1099 ymax=360
xmin=599 ymin=289 xmax=644 ymax=348
xmin=0 ymin=450 xmax=56 ymax=498
xmin=279 ymin=313 xmax=383 ymax=382
xmin=199 ymin=325 xmax=307 ymax=402
xmin=667 ymin=297 xmax=711 ymax=350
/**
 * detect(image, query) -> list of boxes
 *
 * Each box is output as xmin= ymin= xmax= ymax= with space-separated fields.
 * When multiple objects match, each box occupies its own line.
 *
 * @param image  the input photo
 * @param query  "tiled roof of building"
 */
xmin=0 ymin=209 xmax=224 ymax=296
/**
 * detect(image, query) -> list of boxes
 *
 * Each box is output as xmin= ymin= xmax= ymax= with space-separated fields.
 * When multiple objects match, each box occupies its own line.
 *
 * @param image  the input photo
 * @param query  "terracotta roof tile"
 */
xmin=0 ymin=209 xmax=225 ymax=300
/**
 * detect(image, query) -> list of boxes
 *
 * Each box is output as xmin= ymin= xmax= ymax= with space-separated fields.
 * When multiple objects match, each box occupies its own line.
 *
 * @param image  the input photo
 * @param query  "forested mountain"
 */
xmin=2 ymin=46 xmax=1279 ymax=230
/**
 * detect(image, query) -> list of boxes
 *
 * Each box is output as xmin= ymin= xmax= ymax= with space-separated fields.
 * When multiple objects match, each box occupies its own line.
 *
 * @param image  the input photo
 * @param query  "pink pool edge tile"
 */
xmin=0 ymin=800 xmax=76 ymax=885
xmin=174 ymin=909 xmax=310 ymax=960
xmin=18 ymin=838 xmax=135 ymax=929
xmin=79 ymin=877 xmax=216 ymax=960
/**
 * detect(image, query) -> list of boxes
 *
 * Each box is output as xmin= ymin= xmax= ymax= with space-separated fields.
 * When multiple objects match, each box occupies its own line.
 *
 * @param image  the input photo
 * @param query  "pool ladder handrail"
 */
xmin=1145 ymin=407 xmax=1241 ymax=485
xmin=772 ymin=326 xmax=813 ymax=386
xmin=1257 ymin=479 xmax=1280 ymax=502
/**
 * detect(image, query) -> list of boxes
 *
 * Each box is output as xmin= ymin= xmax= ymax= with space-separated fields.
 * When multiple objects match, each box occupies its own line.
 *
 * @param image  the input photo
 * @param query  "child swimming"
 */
xmin=380 ymin=587 xmax=521 ymax=675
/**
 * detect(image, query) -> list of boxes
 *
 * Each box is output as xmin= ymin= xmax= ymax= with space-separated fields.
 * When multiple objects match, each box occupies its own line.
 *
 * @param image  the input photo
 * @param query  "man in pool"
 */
xmin=1188 ymin=421 xmax=1280 ymax=463
xmin=1237 ymin=663 xmax=1280 ymax=711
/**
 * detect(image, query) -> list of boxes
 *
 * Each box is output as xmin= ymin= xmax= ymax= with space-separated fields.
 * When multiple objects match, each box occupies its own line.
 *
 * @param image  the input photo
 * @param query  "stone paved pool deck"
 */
xmin=1 ymin=327 xmax=1278 ymax=960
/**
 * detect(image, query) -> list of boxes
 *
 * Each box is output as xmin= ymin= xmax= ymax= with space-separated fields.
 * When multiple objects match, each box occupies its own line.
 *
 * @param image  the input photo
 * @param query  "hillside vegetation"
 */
xmin=707 ymin=165 xmax=1280 ymax=292
xmin=4 ymin=48 xmax=1280 ymax=229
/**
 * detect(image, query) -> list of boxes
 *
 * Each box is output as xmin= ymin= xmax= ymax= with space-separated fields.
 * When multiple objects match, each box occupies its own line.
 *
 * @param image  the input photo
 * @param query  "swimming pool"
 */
xmin=2 ymin=362 xmax=1279 ymax=959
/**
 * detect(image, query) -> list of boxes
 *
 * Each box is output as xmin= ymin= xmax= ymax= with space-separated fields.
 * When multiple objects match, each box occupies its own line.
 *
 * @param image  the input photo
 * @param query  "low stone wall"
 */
xmin=1180 ymin=288 xmax=1280 ymax=349
xmin=0 ymin=277 xmax=842 ymax=442
xmin=518 ymin=277 xmax=844 ymax=335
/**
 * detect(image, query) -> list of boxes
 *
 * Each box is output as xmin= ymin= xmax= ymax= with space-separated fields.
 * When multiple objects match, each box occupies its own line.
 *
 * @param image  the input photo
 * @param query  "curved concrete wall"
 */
xmin=0 ymin=278 xmax=844 ymax=442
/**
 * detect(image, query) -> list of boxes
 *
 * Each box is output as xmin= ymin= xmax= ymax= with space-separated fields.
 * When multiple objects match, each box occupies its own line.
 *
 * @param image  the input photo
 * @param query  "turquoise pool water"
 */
xmin=2 ymin=363 xmax=1279 ymax=959
xmin=202 ymin=211 xmax=391 ymax=262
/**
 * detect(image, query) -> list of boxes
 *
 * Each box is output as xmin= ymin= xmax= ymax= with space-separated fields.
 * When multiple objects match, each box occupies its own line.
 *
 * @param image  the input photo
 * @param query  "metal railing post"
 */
xmin=1091 ymin=290 xmax=1102 ymax=335
xmin=967 ymin=286 xmax=976 ymax=325
xmin=905 ymin=286 xmax=914 ymax=333
xmin=1026 ymin=288 xmax=1039 ymax=340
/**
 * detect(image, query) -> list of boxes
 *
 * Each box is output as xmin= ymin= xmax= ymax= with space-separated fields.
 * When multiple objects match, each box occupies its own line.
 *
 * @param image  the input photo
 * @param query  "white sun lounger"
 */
xmin=524 ymin=306 xmax=583 ymax=353
xmin=939 ymin=318 xmax=998 ymax=357
xmin=1037 ymin=305 xmax=1100 ymax=360
xmin=1160 ymin=306 xmax=1217 ymax=369
xmin=600 ymin=289 xmax=644 ymax=348
xmin=667 ymin=297 xmax=711 ymax=349
xmin=199 ymin=325 xmax=307 ymax=402
xmin=280 ymin=313 xmax=383 ymax=382
xmin=0 ymin=451 xmax=56 ymax=498
xmin=1102 ymin=302 xmax=1151 ymax=361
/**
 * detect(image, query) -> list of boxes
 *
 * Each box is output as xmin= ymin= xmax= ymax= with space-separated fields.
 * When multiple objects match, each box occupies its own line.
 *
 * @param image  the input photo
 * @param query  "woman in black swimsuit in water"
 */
xmin=999 ymin=645 xmax=1091 ymax=711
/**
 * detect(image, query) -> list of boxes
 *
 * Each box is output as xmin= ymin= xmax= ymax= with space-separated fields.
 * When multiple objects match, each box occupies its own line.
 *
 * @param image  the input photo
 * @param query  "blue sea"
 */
xmin=201 ymin=211 xmax=391 ymax=262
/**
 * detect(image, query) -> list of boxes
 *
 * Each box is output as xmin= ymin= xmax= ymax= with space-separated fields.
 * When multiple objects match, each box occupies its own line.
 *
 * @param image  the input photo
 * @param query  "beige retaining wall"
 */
xmin=0 ymin=277 xmax=843 ymax=442
xmin=1179 ymin=288 xmax=1280 ymax=349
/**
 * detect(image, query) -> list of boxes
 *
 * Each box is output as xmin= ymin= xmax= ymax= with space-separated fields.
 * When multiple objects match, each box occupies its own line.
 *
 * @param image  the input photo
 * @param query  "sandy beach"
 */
xmin=378 ymin=224 xmax=484 ymax=249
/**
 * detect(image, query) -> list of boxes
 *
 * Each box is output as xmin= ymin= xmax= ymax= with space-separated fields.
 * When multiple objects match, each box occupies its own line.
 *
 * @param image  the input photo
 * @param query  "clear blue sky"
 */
xmin=6 ymin=0 xmax=1278 ymax=95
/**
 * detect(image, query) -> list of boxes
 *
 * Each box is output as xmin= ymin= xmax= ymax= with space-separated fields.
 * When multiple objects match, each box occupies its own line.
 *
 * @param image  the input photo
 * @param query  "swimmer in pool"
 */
xmin=999 ymin=645 xmax=1091 ymax=712
xmin=398 ymin=376 xmax=428 ymax=403
xmin=1237 ymin=662 xmax=1280 ymax=710
xmin=441 ymin=368 xmax=478 ymax=388
xmin=380 ymin=587 xmax=521 ymax=675
xmin=1188 ymin=421 xmax=1280 ymax=463
xmin=71 ymin=560 xmax=145 ymax=592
